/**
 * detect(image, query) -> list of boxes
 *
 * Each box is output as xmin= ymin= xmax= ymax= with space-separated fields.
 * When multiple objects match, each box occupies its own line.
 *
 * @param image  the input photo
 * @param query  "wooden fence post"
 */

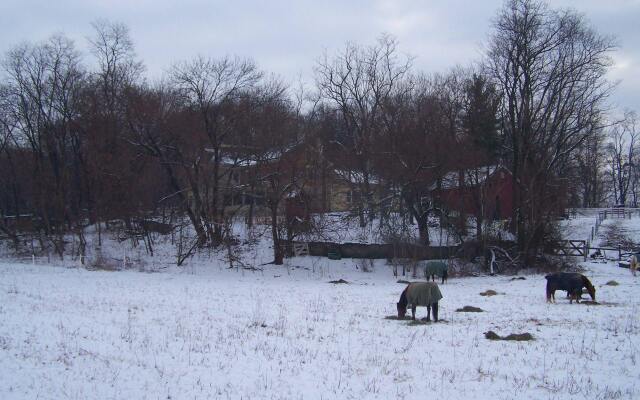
xmin=618 ymin=245 xmax=622 ymax=261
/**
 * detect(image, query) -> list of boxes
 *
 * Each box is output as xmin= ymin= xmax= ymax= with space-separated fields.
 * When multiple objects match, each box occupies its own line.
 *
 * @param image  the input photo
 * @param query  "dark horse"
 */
xmin=545 ymin=272 xmax=596 ymax=304
xmin=397 ymin=282 xmax=442 ymax=321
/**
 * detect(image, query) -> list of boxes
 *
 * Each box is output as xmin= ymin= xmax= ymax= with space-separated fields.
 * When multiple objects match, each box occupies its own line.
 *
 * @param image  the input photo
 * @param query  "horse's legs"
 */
xmin=426 ymin=305 xmax=431 ymax=321
xmin=433 ymin=302 xmax=439 ymax=322
xmin=411 ymin=305 xmax=416 ymax=320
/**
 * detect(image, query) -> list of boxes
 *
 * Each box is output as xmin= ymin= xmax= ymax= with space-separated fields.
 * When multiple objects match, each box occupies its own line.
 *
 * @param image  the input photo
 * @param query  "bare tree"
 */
xmin=245 ymin=80 xmax=307 ymax=265
xmin=460 ymin=73 xmax=501 ymax=239
xmin=88 ymin=20 xmax=144 ymax=108
xmin=486 ymin=0 xmax=615 ymax=259
xmin=85 ymin=20 xmax=145 ymax=242
xmin=373 ymin=74 xmax=448 ymax=245
xmin=0 ymin=86 xmax=22 ymax=246
xmin=2 ymin=34 xmax=86 ymax=257
xmin=567 ymin=119 xmax=607 ymax=208
xmin=170 ymin=55 xmax=262 ymax=245
xmin=607 ymin=111 xmax=637 ymax=206
xmin=316 ymin=34 xmax=412 ymax=227
xmin=123 ymin=83 xmax=211 ymax=250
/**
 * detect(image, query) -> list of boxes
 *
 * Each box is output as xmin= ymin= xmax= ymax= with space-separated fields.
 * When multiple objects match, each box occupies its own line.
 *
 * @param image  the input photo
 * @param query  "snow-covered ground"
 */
xmin=559 ymin=215 xmax=598 ymax=243
xmin=1 ymin=256 xmax=638 ymax=399
xmin=299 ymin=212 xmax=461 ymax=245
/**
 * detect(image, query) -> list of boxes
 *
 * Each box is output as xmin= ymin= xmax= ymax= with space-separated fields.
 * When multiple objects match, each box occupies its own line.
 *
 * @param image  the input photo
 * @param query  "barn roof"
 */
xmin=431 ymin=165 xmax=510 ymax=190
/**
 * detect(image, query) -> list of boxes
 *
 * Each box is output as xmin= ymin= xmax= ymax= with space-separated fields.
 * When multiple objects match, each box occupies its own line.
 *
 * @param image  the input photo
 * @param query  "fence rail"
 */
xmin=549 ymin=240 xmax=587 ymax=260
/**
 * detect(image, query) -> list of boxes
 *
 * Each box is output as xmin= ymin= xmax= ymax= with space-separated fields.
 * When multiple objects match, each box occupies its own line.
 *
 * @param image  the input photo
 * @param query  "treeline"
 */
xmin=0 ymin=0 xmax=623 ymax=263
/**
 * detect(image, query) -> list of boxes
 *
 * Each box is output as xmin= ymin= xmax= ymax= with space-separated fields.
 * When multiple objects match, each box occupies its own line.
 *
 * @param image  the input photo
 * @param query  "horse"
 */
xmin=397 ymin=282 xmax=443 ymax=321
xmin=545 ymin=272 xmax=596 ymax=304
xmin=424 ymin=261 xmax=448 ymax=284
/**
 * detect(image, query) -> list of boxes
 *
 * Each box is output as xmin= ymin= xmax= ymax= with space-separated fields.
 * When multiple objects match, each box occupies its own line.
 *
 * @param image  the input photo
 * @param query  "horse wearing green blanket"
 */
xmin=424 ymin=261 xmax=448 ymax=284
xmin=397 ymin=282 xmax=443 ymax=321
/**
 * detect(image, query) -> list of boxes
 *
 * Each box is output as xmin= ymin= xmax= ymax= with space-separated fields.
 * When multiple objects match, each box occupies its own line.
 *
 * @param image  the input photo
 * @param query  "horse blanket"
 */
xmin=424 ymin=261 xmax=448 ymax=277
xmin=405 ymin=282 xmax=443 ymax=306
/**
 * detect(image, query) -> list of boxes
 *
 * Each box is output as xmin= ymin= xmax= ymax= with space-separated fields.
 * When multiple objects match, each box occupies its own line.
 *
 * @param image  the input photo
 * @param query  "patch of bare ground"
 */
xmin=484 ymin=331 xmax=534 ymax=341
xmin=456 ymin=305 xmax=484 ymax=312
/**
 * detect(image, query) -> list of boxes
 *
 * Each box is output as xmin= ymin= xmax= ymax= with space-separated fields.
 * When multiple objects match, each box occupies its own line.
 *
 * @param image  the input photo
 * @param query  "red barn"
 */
xmin=432 ymin=165 xmax=514 ymax=221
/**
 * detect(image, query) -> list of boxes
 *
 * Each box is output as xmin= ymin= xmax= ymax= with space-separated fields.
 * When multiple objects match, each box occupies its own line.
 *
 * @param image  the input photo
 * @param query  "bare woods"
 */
xmin=0 ymin=1 xmax=629 ymax=265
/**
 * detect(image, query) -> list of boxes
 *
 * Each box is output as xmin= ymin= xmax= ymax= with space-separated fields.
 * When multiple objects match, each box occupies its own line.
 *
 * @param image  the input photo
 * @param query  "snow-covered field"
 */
xmin=1 ymin=256 xmax=639 ymax=399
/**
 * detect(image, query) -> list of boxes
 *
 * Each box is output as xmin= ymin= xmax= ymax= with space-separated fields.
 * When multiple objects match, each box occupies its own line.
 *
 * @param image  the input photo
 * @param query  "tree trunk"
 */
xmin=270 ymin=203 xmax=283 ymax=265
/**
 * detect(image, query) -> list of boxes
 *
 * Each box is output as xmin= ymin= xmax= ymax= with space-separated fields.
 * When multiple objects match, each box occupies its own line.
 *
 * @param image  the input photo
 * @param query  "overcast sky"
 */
xmin=1 ymin=0 xmax=639 ymax=113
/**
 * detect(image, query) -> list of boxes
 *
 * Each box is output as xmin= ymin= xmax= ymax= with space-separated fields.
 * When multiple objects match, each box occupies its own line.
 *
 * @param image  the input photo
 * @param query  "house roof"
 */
xmin=333 ymin=169 xmax=381 ymax=185
xmin=206 ymin=140 xmax=302 ymax=167
xmin=431 ymin=165 xmax=509 ymax=190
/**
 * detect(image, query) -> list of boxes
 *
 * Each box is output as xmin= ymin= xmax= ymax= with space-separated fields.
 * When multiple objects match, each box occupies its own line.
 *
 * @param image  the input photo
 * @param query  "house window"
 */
xmin=346 ymin=189 xmax=360 ymax=206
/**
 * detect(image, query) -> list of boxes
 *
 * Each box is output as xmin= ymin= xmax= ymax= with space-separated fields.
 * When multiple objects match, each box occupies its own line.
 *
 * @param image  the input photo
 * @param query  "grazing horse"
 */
xmin=545 ymin=272 xmax=596 ymax=304
xmin=397 ymin=282 xmax=443 ymax=321
xmin=630 ymin=255 xmax=638 ymax=277
xmin=424 ymin=261 xmax=448 ymax=284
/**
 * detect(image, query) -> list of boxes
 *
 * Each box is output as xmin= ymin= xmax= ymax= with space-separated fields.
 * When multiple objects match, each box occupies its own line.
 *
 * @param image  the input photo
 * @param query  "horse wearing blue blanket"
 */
xmin=424 ymin=260 xmax=448 ymax=284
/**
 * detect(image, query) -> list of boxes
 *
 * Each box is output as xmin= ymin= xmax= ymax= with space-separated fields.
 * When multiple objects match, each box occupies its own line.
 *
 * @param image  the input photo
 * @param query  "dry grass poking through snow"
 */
xmin=0 ymin=259 xmax=639 ymax=399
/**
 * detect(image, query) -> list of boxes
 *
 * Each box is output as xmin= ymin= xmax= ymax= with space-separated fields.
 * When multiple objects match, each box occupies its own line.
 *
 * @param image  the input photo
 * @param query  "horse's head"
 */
xmin=585 ymin=282 xmax=596 ymax=301
xmin=582 ymin=276 xmax=596 ymax=301
xmin=397 ymin=302 xmax=407 ymax=318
